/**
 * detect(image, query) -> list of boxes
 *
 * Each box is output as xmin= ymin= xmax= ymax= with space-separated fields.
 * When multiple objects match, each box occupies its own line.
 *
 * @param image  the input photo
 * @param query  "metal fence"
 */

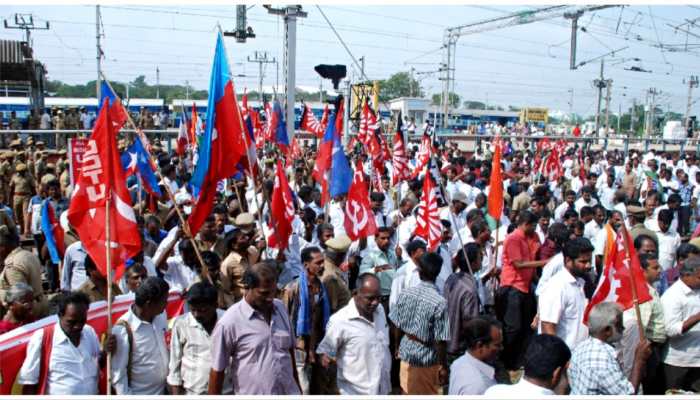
xmin=1 ymin=129 xmax=699 ymax=158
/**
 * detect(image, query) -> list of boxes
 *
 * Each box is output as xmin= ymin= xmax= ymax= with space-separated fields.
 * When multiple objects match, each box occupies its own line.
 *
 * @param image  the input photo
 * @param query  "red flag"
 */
xmin=488 ymin=142 xmax=504 ymax=220
xmin=176 ymin=114 xmax=188 ymax=157
xmin=392 ymin=122 xmax=410 ymax=185
xmin=358 ymin=99 xmax=370 ymax=147
xmin=344 ymin=160 xmax=378 ymax=241
xmin=320 ymin=104 xmax=329 ymax=128
xmin=67 ymin=99 xmax=141 ymax=282
xmin=410 ymin=128 xmax=433 ymax=179
xmin=414 ymin=168 xmax=442 ymax=251
xmin=268 ymin=160 xmax=295 ymax=250
xmin=300 ymin=104 xmax=326 ymax=138
xmin=583 ymin=229 xmax=653 ymax=323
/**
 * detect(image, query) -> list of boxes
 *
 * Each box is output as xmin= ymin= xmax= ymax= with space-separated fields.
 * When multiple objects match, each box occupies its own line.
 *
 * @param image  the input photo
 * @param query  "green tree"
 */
xmin=430 ymin=92 xmax=460 ymax=108
xmin=377 ymin=72 xmax=422 ymax=102
xmin=463 ymin=100 xmax=485 ymax=109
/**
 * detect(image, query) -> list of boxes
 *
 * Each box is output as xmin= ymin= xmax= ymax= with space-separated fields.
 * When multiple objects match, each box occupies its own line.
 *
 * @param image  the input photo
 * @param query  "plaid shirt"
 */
xmin=569 ymin=337 xmax=635 ymax=395
xmin=389 ymin=281 xmax=450 ymax=366
xmin=678 ymin=182 xmax=694 ymax=206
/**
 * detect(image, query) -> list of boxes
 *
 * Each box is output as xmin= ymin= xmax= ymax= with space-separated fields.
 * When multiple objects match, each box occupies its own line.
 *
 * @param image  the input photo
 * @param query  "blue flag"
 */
xmin=120 ymin=137 xmax=162 ymax=197
xmin=328 ymin=113 xmax=352 ymax=197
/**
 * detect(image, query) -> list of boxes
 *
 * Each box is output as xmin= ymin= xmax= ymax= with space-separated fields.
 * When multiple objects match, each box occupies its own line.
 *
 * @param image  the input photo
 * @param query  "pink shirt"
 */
xmin=501 ymin=228 xmax=540 ymax=293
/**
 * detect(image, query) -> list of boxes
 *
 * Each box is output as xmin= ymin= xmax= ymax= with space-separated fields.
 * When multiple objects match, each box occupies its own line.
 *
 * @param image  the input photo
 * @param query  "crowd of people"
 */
xmin=0 ymin=127 xmax=700 ymax=396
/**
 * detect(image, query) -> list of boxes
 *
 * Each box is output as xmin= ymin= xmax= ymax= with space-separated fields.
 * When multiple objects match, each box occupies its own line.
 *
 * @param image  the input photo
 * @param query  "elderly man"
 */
xmin=317 ymin=273 xmax=392 ymax=395
xmin=661 ymin=256 xmax=700 ymax=392
xmin=568 ymin=302 xmax=652 ymax=395
xmin=448 ymin=318 xmax=502 ymax=395
xmin=209 ymin=262 xmax=301 ymax=395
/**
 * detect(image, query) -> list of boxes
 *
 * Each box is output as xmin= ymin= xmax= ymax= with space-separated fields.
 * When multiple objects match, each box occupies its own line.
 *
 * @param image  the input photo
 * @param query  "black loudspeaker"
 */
xmin=314 ymin=64 xmax=347 ymax=89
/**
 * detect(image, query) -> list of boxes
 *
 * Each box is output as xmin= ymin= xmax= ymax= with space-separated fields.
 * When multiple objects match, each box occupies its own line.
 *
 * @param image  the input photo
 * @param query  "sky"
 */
xmin=3 ymin=4 xmax=700 ymax=118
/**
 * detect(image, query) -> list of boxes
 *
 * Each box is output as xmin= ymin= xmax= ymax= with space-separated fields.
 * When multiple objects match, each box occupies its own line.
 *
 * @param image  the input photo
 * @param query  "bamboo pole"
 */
xmin=105 ymin=196 xmax=113 ymax=395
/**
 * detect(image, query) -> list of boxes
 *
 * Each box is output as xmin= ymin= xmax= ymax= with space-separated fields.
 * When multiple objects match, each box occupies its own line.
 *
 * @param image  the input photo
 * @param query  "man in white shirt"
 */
xmin=656 ymin=209 xmax=681 ymax=294
xmin=583 ymin=205 xmax=606 ymax=242
xmin=156 ymin=237 xmax=199 ymax=292
xmin=439 ymin=191 xmax=468 ymax=233
xmin=168 ymin=282 xmax=231 ymax=395
xmin=535 ymin=223 xmax=569 ymax=297
xmin=448 ymin=318 xmax=502 ymax=395
xmin=40 ymin=108 xmax=51 ymax=130
xmin=389 ymin=240 xmax=426 ymax=310
xmin=317 ymin=273 xmax=392 ymax=395
xmin=112 ymin=277 xmax=170 ymax=395
xmin=19 ymin=291 xmax=114 ymax=394
xmin=484 ymin=334 xmax=571 ymax=396
xmin=574 ymin=186 xmax=598 ymax=214
xmin=661 ymin=256 xmax=700 ymax=392
xmin=554 ymin=190 xmax=576 ymax=222
xmin=538 ymin=238 xmax=593 ymax=349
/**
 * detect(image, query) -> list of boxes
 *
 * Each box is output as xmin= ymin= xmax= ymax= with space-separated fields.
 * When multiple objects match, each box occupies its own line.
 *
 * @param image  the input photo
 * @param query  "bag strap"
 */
xmin=37 ymin=323 xmax=55 ymax=395
xmin=114 ymin=320 xmax=134 ymax=385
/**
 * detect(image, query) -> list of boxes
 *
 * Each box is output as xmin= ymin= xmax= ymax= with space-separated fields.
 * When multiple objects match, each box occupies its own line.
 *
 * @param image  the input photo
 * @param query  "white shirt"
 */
xmin=574 ymin=197 xmax=598 ymax=214
xmin=389 ymin=258 xmax=420 ymax=310
xmin=440 ymin=207 xmax=467 ymax=233
xmin=656 ymin=229 xmax=681 ymax=272
xmin=554 ymin=201 xmax=575 ymax=222
xmin=19 ymin=322 xmax=101 ymax=394
xmin=163 ymin=256 xmax=198 ymax=292
xmin=112 ymin=307 xmax=170 ymax=395
xmin=598 ymin=186 xmax=616 ymax=210
xmin=583 ymin=220 xmax=603 ymax=242
xmin=535 ymin=252 xmax=565 ymax=297
xmin=40 ymin=112 xmax=51 ymax=129
xmin=484 ymin=376 xmax=556 ymax=396
xmin=167 ymin=310 xmax=232 ymax=395
xmin=538 ymin=268 xmax=589 ymax=349
xmin=448 ymin=351 xmax=495 ymax=395
xmin=316 ymin=299 xmax=392 ymax=395
xmin=661 ymin=279 xmax=700 ymax=367
xmin=60 ymin=241 xmax=88 ymax=291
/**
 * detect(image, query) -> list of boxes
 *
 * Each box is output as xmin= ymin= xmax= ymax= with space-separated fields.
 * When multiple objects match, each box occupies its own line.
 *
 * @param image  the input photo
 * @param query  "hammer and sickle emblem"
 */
xmin=346 ymin=200 xmax=368 ymax=235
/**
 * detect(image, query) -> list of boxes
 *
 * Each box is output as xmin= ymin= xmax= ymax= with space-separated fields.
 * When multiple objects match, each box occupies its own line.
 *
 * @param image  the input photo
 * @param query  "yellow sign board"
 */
xmin=520 ymin=107 xmax=549 ymax=123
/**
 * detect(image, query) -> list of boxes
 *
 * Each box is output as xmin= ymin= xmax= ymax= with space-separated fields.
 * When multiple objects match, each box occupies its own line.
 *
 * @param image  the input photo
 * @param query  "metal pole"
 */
xmin=604 ymin=79 xmax=612 ymax=147
xmin=96 ymin=5 xmax=101 ymax=99
xmin=156 ymin=66 xmax=160 ymax=99
xmin=594 ymin=58 xmax=604 ymax=139
xmin=685 ymin=76 xmax=698 ymax=134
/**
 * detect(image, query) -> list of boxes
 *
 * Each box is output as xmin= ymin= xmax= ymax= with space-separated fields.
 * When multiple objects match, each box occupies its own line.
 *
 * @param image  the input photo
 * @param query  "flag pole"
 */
xmin=105 ymin=196 xmax=113 ymax=395
xmin=99 ymin=72 xmax=211 ymax=284
xmin=136 ymin=173 xmax=142 ymax=217
xmin=429 ymin=153 xmax=474 ymax=276
xmin=618 ymin=224 xmax=646 ymax=341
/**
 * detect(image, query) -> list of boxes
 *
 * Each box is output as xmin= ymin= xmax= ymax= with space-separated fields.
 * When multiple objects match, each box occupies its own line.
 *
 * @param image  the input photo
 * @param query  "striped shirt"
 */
xmin=389 ymin=281 xmax=450 ymax=366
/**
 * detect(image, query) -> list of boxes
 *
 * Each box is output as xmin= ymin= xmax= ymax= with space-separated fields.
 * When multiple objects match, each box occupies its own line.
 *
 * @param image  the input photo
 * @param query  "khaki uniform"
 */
xmin=320 ymin=259 xmax=351 ymax=314
xmin=630 ymin=223 xmax=659 ymax=247
xmin=0 ymin=159 xmax=11 ymax=199
xmin=219 ymin=247 xmax=259 ymax=308
xmin=76 ymin=280 xmax=123 ymax=303
xmin=0 ymin=247 xmax=49 ymax=318
xmin=196 ymin=236 xmax=228 ymax=260
xmin=64 ymin=112 xmax=79 ymax=130
xmin=34 ymin=158 xmax=46 ymax=179
xmin=51 ymin=115 xmax=64 ymax=130
xmin=11 ymin=173 xmax=33 ymax=231
xmin=28 ymin=114 xmax=41 ymax=130
xmin=40 ymin=173 xmax=57 ymax=187
xmin=59 ymin=169 xmax=71 ymax=197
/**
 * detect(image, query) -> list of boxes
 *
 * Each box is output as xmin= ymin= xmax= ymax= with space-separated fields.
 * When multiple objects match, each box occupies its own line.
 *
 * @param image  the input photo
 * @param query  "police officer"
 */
xmin=0 ymin=152 xmax=12 ymax=202
xmin=64 ymin=107 xmax=79 ymax=130
xmin=0 ymin=225 xmax=48 ymax=318
xmin=40 ymin=163 xmax=57 ymax=187
xmin=34 ymin=151 xmax=47 ymax=179
xmin=9 ymin=163 xmax=35 ymax=236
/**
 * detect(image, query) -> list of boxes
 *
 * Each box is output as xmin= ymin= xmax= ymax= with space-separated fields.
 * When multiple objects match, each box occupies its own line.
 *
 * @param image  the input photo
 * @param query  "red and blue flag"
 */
xmin=40 ymin=200 xmax=65 ymax=265
xmin=188 ymin=32 xmax=246 ymax=235
xmin=120 ymin=137 xmax=162 ymax=197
